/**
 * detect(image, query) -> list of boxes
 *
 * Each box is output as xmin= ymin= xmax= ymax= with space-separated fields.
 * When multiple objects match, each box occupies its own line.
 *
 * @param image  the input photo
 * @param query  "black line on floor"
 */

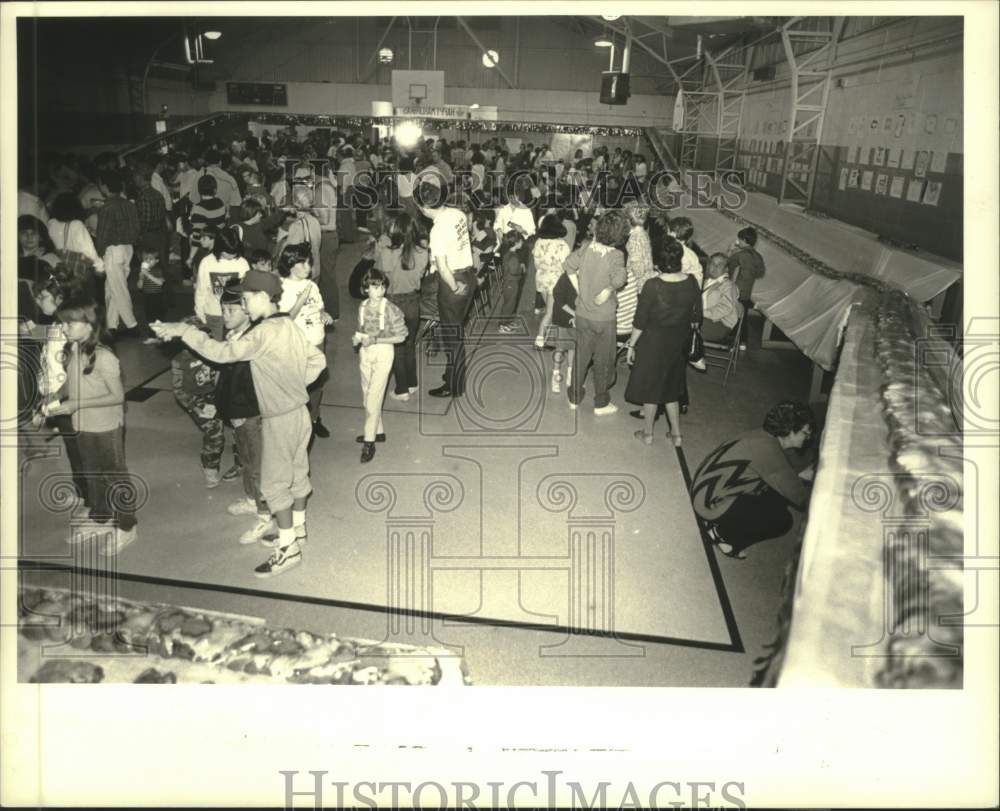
xmin=675 ymin=444 xmax=745 ymax=655
xmin=126 ymin=364 xmax=172 ymax=395
xmin=17 ymin=559 xmax=741 ymax=653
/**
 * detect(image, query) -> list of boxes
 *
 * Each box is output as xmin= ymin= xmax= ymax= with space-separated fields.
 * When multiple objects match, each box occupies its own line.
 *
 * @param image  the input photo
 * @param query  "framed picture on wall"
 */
xmin=901 ymin=149 xmax=916 ymax=171
xmin=861 ymin=170 xmax=874 ymax=190
xmin=922 ymin=180 xmax=942 ymax=205
xmin=869 ymin=117 xmax=880 ymax=134
xmin=930 ymin=150 xmax=948 ymax=173
xmin=839 ymin=168 xmax=848 ymax=190
xmin=894 ymin=113 xmax=906 ymax=137
xmin=914 ymin=150 xmax=931 ymax=178
xmin=889 ymin=176 xmax=905 ymax=198
xmin=925 ymin=113 xmax=938 ymax=134
xmin=906 ymin=178 xmax=925 ymax=202
xmin=848 ymin=168 xmax=860 ymax=188
xmin=847 ymin=145 xmax=859 ymax=163
xmin=887 ymin=147 xmax=901 ymax=168
xmin=873 ymin=146 xmax=886 ymax=166
xmin=882 ymin=115 xmax=894 ymax=133
xmin=875 ymin=173 xmax=889 ymax=195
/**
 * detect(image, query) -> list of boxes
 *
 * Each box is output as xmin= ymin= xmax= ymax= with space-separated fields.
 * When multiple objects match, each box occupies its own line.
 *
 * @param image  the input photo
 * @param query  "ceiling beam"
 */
xmin=597 ymin=17 xmax=682 ymax=84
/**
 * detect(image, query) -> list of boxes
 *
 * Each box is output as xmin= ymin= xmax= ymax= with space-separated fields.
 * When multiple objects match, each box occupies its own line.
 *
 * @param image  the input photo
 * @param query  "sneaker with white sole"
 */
xmin=227 ymin=497 xmax=258 ymax=516
xmin=568 ymin=400 xmax=578 ymax=410
xmin=221 ymin=463 xmax=242 ymax=482
xmin=239 ymin=516 xmax=276 ymax=545
xmin=389 ymin=391 xmax=410 ymax=401
xmin=593 ymin=403 xmax=619 ymax=416
xmin=551 ymin=371 xmax=562 ymax=393
xmin=204 ymin=468 xmax=222 ymax=489
xmin=407 ymin=386 xmax=418 ymax=395
xmin=253 ymin=542 xmax=302 ymax=578
xmin=97 ymin=526 xmax=137 ymax=556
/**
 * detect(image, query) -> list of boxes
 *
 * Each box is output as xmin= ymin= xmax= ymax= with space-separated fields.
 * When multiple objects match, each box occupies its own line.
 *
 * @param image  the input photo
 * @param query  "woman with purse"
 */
xmin=624 ymin=236 xmax=702 ymax=447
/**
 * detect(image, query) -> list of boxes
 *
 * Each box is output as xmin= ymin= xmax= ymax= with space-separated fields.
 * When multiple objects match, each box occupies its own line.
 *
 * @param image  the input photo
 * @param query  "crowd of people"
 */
xmin=17 ymin=120 xmax=814 ymax=577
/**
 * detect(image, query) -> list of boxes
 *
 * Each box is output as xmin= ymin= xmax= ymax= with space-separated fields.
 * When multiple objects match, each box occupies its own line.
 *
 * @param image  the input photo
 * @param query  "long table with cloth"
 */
xmin=671 ymin=187 xmax=964 ymax=688
xmin=671 ymin=189 xmax=962 ymax=372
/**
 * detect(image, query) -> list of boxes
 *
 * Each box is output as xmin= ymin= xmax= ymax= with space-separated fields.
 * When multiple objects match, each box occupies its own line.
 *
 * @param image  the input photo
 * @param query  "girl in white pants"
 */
xmin=354 ymin=268 xmax=408 ymax=463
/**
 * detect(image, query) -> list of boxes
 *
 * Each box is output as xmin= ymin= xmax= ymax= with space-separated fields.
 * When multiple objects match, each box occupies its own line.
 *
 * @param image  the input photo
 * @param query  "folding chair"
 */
xmin=702 ymin=306 xmax=745 ymax=386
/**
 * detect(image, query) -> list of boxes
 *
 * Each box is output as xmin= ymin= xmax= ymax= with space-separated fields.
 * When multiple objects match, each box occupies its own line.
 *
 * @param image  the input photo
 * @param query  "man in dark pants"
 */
xmin=417 ymin=182 xmax=475 ymax=398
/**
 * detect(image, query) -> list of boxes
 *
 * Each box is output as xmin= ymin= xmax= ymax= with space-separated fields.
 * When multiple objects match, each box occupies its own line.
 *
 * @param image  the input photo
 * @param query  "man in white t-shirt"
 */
xmin=418 ymin=181 xmax=475 ymax=398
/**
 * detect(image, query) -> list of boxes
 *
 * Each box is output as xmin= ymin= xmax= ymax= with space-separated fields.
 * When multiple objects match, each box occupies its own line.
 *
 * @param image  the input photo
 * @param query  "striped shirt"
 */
xmin=190 ymin=197 xmax=227 ymax=233
xmin=615 ymin=270 xmax=640 ymax=335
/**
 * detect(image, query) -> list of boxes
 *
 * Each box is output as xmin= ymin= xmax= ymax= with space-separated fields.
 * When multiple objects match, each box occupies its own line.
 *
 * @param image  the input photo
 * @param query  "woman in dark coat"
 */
xmin=624 ymin=236 xmax=702 ymax=446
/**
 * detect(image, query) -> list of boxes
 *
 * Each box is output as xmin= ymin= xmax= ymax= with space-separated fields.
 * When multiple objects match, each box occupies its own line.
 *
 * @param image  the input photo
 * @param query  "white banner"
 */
xmin=394 ymin=104 xmax=470 ymax=119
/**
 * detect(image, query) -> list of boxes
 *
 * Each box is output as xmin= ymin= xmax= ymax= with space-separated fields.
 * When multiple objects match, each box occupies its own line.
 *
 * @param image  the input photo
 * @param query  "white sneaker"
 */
xmin=551 ymin=371 xmax=562 ymax=393
xmin=594 ymin=403 xmax=619 ymax=416
xmin=97 ymin=526 xmax=137 ymax=556
xmin=227 ymin=497 xmax=258 ymax=516
xmin=534 ymin=335 xmax=546 ymax=349
xmin=253 ymin=542 xmax=302 ymax=578
xmin=568 ymin=400 xmax=578 ymax=410
xmin=407 ymin=386 xmax=418 ymax=395
xmin=239 ymin=516 xmax=276 ymax=545
xmin=204 ymin=468 xmax=222 ymax=489
xmin=389 ymin=391 xmax=410 ymax=401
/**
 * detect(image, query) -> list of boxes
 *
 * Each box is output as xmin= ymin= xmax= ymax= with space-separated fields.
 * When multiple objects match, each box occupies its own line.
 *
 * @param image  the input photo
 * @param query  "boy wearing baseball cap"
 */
xmin=153 ymin=269 xmax=327 ymax=578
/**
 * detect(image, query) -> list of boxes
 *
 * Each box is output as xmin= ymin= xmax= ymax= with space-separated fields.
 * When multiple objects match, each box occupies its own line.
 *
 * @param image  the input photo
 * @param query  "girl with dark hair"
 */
xmin=48 ymin=192 xmax=103 ymax=272
xmin=277 ymin=243 xmax=333 ymax=438
xmin=690 ymin=400 xmax=817 ymax=559
xmin=195 ymin=226 xmax=249 ymax=339
xmin=624 ymin=237 xmax=702 ymax=446
xmin=375 ymin=213 xmax=429 ymax=400
xmin=47 ymin=299 xmax=138 ymax=556
xmin=18 ymin=215 xmax=58 ymax=265
xmin=564 ymin=209 xmax=629 ymax=413
xmin=353 ymin=267 xmax=408 ymax=462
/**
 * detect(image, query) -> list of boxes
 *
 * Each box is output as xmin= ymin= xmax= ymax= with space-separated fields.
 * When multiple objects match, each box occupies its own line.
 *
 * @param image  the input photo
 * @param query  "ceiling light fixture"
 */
xmin=482 ymin=49 xmax=499 ymax=68
xmin=601 ymin=15 xmax=621 ymax=21
xmin=469 ymin=103 xmax=480 ymax=109
xmin=595 ymin=38 xmax=613 ymax=47
xmin=379 ymin=47 xmax=393 ymax=63
xmin=203 ymin=31 xmax=222 ymax=40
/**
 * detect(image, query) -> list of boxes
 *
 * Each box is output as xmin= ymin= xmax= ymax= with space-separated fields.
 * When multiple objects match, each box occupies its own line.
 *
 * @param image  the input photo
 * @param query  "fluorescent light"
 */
xmin=594 ymin=38 xmax=613 ymax=47
xmin=601 ymin=15 xmax=621 ymax=21
xmin=469 ymin=103 xmax=480 ymax=109
xmin=203 ymin=31 xmax=222 ymax=40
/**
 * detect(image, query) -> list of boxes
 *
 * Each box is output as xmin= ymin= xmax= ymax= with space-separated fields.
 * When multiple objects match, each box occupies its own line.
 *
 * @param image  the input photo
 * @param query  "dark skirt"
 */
xmin=624 ymin=324 xmax=690 ymax=405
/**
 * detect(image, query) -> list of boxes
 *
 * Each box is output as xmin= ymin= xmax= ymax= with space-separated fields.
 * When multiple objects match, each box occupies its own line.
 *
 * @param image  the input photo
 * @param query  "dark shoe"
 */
xmin=221 ymin=463 xmax=242 ymax=482
xmin=680 ymin=404 xmax=689 ymax=415
xmin=360 ymin=442 xmax=376 ymax=463
xmin=428 ymin=386 xmax=454 ymax=398
xmin=629 ymin=410 xmax=643 ymax=420
xmin=312 ymin=419 xmax=330 ymax=439
xmin=355 ymin=433 xmax=386 ymax=443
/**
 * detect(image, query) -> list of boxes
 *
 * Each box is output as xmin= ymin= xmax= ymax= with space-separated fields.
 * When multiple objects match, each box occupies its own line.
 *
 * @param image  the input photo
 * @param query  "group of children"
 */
xmin=20 ymin=126 xmax=769 ymax=582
